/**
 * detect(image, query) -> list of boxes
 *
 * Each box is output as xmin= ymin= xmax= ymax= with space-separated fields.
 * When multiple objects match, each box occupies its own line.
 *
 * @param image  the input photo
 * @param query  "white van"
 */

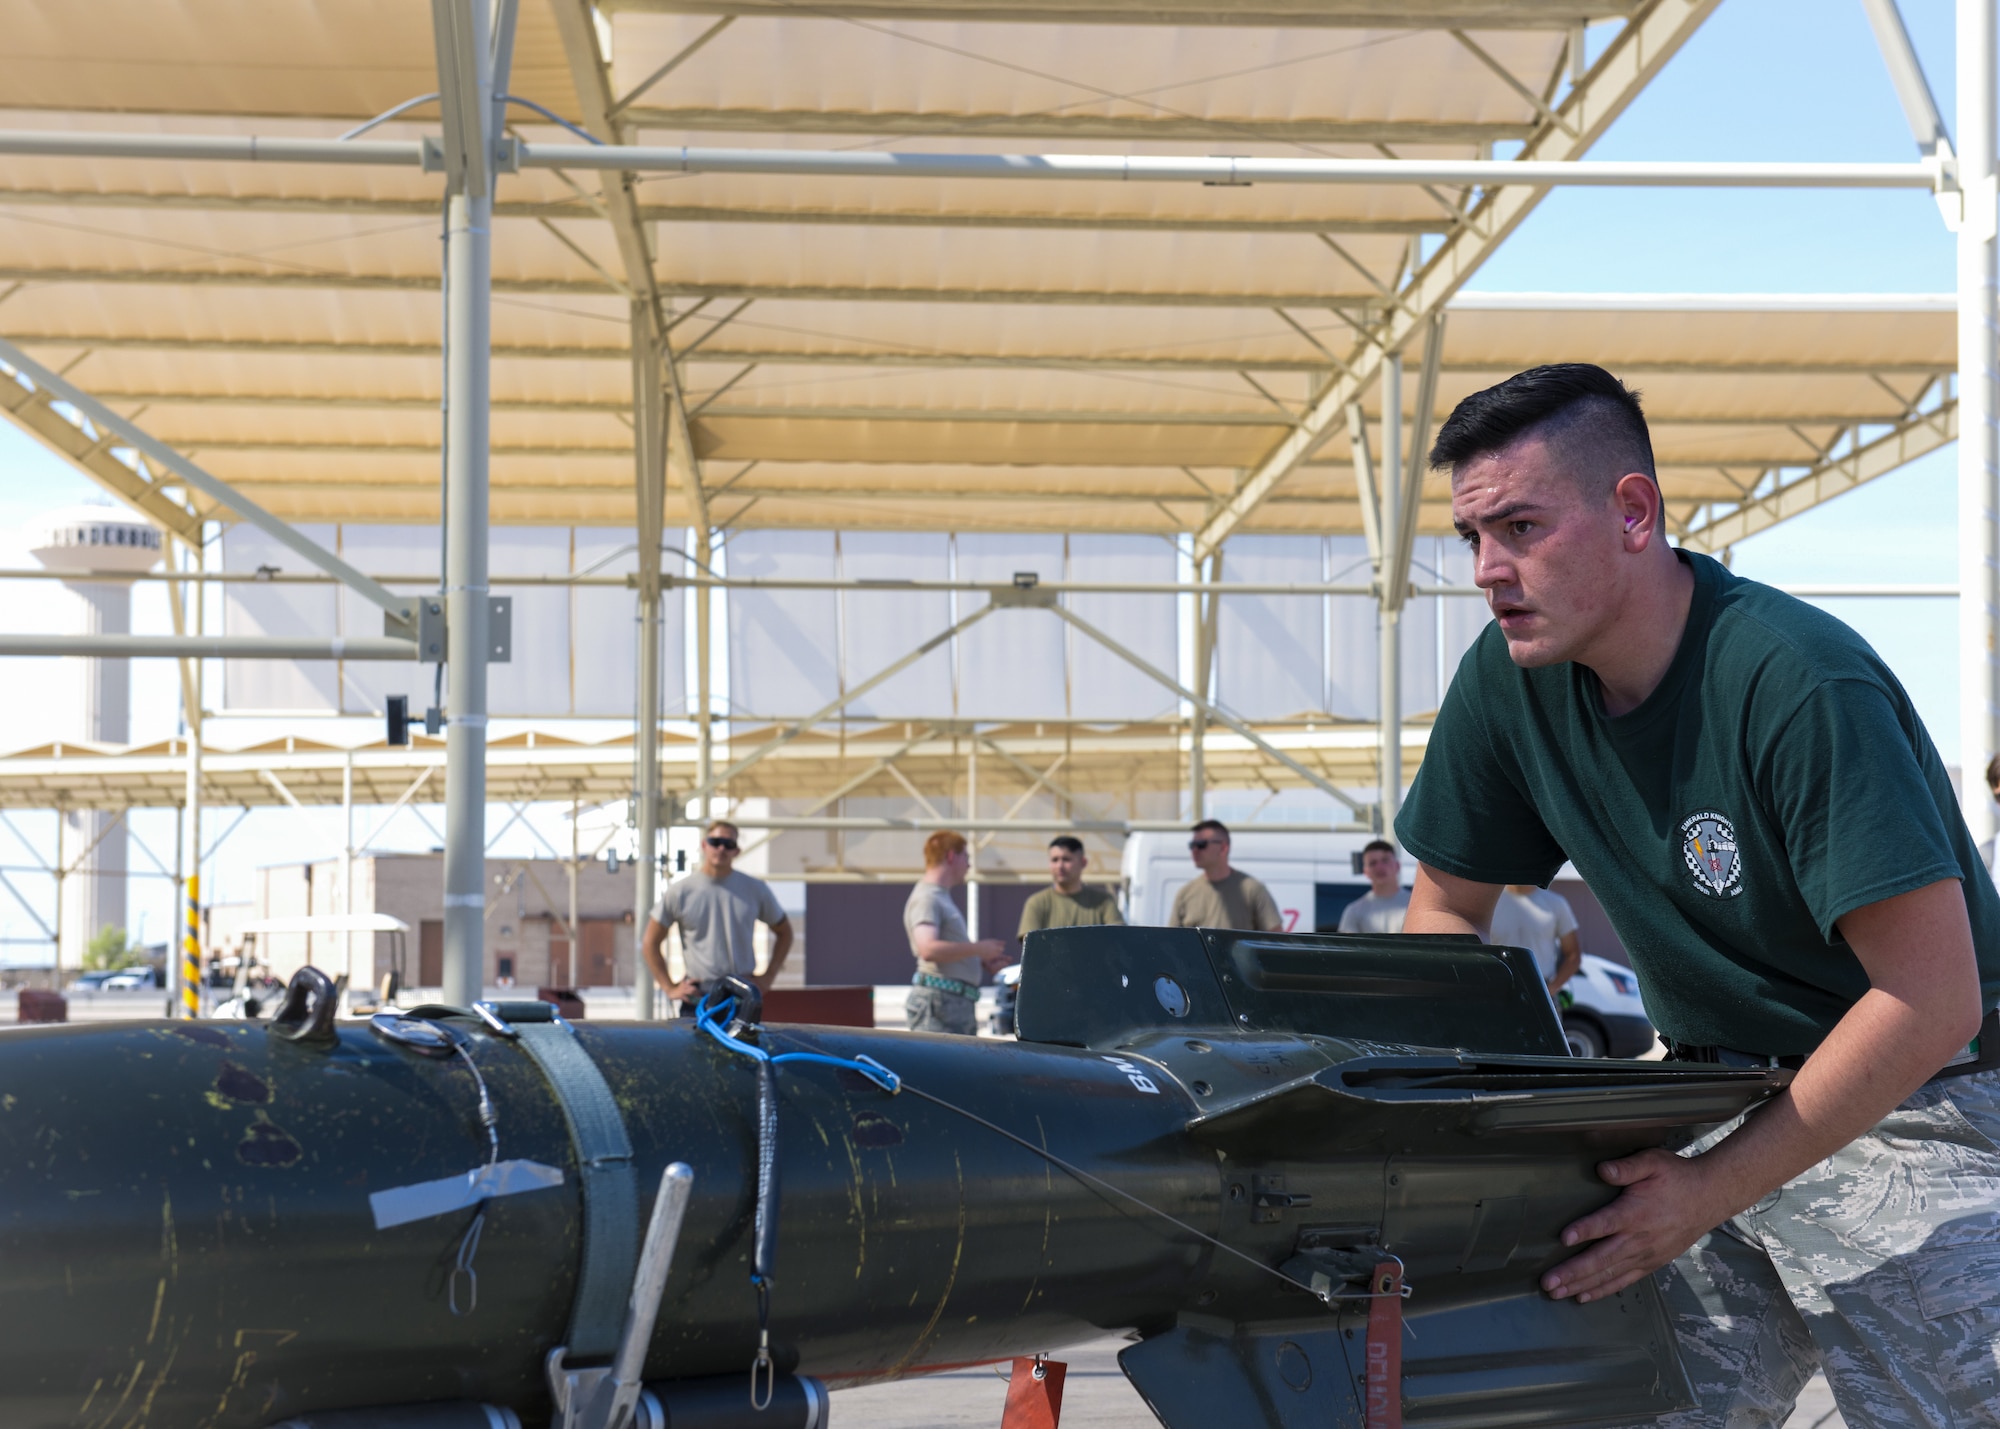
xmin=1119 ymin=829 xmax=1655 ymax=1058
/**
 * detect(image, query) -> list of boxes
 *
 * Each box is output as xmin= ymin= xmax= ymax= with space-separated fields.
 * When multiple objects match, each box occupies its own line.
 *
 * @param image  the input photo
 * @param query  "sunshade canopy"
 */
xmin=0 ymin=0 xmax=1942 ymax=552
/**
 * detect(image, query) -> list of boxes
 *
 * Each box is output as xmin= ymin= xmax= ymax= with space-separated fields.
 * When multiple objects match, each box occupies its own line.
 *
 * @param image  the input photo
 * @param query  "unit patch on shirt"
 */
xmin=1680 ymin=810 xmax=1743 ymax=898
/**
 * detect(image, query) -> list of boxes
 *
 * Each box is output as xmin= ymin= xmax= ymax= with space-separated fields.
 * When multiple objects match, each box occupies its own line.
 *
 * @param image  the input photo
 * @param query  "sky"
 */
xmin=0 ymin=0 xmax=1974 ymax=956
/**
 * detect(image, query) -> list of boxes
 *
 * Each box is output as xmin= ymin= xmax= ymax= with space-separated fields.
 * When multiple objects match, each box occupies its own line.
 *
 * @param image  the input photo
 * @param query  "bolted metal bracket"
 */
xmin=990 ymin=572 xmax=1057 ymax=609
xmin=385 ymin=597 xmax=446 ymax=662
xmin=421 ymin=133 xmax=520 ymax=175
xmin=488 ymin=595 xmax=512 ymax=663
xmin=381 ymin=596 xmax=510 ymax=663
xmin=626 ymin=792 xmax=677 ymax=830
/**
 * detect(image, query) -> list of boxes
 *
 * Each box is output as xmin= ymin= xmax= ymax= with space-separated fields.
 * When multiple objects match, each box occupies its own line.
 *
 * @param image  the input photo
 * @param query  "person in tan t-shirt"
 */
xmin=904 ymin=830 xmax=1011 ymax=1035
xmin=1167 ymin=819 xmax=1282 ymax=931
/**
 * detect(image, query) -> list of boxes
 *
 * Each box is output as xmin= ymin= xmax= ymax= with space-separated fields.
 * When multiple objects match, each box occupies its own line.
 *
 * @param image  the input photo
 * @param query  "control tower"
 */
xmin=26 ymin=505 xmax=162 ymax=970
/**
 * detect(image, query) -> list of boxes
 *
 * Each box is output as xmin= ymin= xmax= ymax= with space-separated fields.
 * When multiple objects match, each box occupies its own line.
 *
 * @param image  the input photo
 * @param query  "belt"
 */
xmin=1665 ymin=1007 xmax=2000 ymax=1082
xmin=913 ymin=971 xmax=979 ymax=1000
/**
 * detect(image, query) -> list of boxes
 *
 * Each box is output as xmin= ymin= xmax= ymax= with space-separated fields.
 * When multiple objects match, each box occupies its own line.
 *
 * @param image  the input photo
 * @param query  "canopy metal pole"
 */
xmin=668 ymin=815 xmax=1368 ymax=834
xmin=431 ymin=0 xmax=504 ymax=1010
xmin=341 ymin=752 xmax=356 ymax=994
xmin=439 ymin=187 xmax=493 ymax=1006
xmin=695 ymin=527 xmax=714 ymax=799
xmin=181 ymin=540 xmax=203 ymax=1020
xmin=632 ymin=310 xmax=665 ymax=1020
xmin=0 ymin=635 xmax=419 ymax=659
xmin=1962 ymin=0 xmax=2000 ymax=847
xmin=170 ymin=793 xmax=183 ymax=1019
xmin=0 ymin=131 xmax=1944 ymax=189
xmin=1189 ymin=550 xmax=1220 ymax=822
xmin=1378 ymin=354 xmax=1403 ymax=837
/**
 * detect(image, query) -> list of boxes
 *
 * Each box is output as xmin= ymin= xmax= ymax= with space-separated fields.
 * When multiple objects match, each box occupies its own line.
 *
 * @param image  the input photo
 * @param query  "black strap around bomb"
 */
xmin=479 ymin=1000 xmax=638 ymax=1362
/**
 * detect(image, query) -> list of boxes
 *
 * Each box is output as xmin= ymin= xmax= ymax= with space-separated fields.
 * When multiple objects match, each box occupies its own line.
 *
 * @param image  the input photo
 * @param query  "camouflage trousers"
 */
xmin=904 ymin=985 xmax=978 ymax=1035
xmin=1623 ymin=1068 xmax=2000 ymax=1428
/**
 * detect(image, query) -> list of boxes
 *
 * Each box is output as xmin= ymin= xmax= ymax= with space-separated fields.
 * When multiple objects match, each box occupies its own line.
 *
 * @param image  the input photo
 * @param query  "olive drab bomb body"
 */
xmin=0 ymin=927 xmax=1785 ymax=1428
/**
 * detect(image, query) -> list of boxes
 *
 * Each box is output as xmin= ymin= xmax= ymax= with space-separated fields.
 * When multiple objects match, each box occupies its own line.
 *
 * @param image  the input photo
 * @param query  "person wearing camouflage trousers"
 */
xmin=1645 ymin=1071 xmax=2000 ymax=1425
xmin=1395 ymin=366 xmax=2000 ymax=1426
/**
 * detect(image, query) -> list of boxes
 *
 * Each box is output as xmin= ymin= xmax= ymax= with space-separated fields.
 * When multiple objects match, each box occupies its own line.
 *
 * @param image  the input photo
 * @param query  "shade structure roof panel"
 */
xmin=0 ymin=0 xmax=1951 ymax=553
xmin=0 ymin=1 xmax=577 ymax=119
xmin=608 ymin=14 xmax=1566 ymax=135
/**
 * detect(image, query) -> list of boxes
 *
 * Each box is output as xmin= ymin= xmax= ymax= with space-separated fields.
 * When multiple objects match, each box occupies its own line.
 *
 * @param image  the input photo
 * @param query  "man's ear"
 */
xmin=1612 ymin=472 xmax=1662 ymax=551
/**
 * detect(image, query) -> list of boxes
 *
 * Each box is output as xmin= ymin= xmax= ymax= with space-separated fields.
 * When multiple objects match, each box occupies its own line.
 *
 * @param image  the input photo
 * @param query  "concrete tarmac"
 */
xmin=827 ymin=1337 xmax=1848 ymax=1427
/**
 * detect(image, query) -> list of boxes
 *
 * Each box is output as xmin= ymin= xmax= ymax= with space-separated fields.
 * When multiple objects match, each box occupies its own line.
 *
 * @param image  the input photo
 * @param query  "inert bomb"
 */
xmin=0 ymin=927 xmax=1784 ymax=1428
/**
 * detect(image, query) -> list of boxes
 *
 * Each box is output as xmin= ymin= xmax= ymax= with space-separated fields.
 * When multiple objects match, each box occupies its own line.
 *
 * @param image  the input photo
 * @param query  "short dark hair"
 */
xmin=1191 ymin=819 xmax=1230 ymax=841
xmin=1429 ymin=363 xmax=1657 ymax=501
xmin=1361 ymin=839 xmax=1396 ymax=858
xmin=1048 ymin=835 xmax=1085 ymax=854
xmin=1988 ymin=753 xmax=2000 ymax=789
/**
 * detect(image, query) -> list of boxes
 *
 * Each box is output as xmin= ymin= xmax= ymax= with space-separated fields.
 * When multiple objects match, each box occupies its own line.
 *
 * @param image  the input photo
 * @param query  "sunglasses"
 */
xmin=706 ymin=837 xmax=739 ymax=851
xmin=1188 ymin=838 xmax=1222 ymax=851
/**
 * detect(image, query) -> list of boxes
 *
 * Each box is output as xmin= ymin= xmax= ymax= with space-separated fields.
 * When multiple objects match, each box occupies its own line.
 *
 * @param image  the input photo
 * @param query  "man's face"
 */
xmin=1452 ymin=433 xmax=1637 ymax=670
xmin=1362 ymin=848 xmax=1400 ymax=895
xmin=701 ymin=828 xmax=739 ymax=877
xmin=940 ymin=846 xmax=971 ymax=886
xmin=1189 ymin=832 xmax=1229 ymax=875
xmin=1048 ymin=845 xmax=1086 ymax=891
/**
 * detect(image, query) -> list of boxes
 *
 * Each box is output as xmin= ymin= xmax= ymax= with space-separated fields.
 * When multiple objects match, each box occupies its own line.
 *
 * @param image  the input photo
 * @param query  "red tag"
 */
xmin=1001 ymin=1356 xmax=1067 ymax=1429
xmin=1364 ymin=1262 xmax=1404 ymax=1429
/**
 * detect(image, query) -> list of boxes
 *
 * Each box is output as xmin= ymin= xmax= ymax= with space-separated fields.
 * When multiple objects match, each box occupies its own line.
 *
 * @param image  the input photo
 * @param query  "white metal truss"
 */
xmin=1191 ymin=0 xmax=1726 ymax=562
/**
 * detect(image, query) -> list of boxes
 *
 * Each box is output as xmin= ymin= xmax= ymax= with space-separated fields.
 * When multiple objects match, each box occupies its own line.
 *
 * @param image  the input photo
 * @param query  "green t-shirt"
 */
xmin=1018 ymin=884 xmax=1125 ymax=936
xmin=1397 ymin=551 xmax=2000 ymax=1054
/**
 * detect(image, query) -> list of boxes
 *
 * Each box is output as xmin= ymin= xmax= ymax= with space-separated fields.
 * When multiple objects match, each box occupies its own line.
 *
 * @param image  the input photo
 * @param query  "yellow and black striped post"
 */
xmin=180 ymin=874 xmax=201 ymax=1019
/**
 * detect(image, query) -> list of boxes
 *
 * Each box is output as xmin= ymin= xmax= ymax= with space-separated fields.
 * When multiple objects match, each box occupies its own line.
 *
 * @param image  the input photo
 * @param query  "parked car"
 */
xmin=64 ymin=970 xmax=123 ymax=993
xmin=101 ymin=967 xmax=161 ymax=991
xmin=1558 ymin=953 xmax=1656 ymax=1058
xmin=992 ymin=963 xmax=1022 ymax=1037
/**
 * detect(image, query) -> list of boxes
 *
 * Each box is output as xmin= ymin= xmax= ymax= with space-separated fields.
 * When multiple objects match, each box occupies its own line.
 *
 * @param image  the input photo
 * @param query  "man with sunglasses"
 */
xmin=1168 ymin=820 xmax=1282 ymax=932
xmin=642 ymin=819 xmax=793 ymax=1017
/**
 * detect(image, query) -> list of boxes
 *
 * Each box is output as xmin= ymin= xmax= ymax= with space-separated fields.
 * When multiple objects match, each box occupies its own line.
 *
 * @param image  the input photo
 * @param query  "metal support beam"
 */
xmin=693 ymin=604 xmax=1000 ymax=799
xmin=0 ymin=336 xmax=411 ymax=623
xmin=687 ymin=815 xmax=1368 ymax=834
xmin=0 ymin=130 xmax=1938 ymax=189
xmin=1377 ymin=353 xmax=1404 ymax=835
xmin=1962 ymin=0 xmax=2000 ymax=846
xmin=631 ymin=314 xmax=667 ymax=1019
xmin=0 ymin=635 xmax=418 ymax=659
xmin=1189 ymin=550 xmax=1220 ymax=821
xmin=434 ymin=0 xmax=506 ymax=1007
xmin=1864 ymin=0 xmax=1956 ymax=163
xmin=0 ymin=187 xmax=1448 ymax=236
xmin=1049 ymin=603 xmax=1364 ymax=816
xmin=1191 ymin=0 xmax=1729 ymax=561
xmin=593 ymin=0 xmax=1637 ymax=29
xmin=1680 ymin=399 xmax=1957 ymax=551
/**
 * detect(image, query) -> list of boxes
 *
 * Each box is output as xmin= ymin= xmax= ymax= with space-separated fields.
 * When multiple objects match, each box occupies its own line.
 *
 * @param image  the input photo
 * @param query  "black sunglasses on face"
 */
xmin=706 ymin=837 xmax=739 ymax=850
xmin=1188 ymin=838 xmax=1220 ymax=850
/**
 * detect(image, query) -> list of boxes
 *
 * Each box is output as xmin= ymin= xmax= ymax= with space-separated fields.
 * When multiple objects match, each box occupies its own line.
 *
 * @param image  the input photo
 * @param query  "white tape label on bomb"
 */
xmin=369 ymin=1158 xmax=566 ymax=1229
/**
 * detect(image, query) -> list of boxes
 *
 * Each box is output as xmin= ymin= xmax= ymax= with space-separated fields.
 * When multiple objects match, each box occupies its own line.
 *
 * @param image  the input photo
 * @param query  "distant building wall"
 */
xmin=252 ymin=853 xmax=642 ymax=990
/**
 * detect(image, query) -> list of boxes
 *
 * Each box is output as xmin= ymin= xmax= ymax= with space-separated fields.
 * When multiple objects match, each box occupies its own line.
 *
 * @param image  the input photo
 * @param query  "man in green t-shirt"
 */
xmin=1018 ymin=835 xmax=1124 ymax=937
xmin=1399 ymin=363 xmax=2000 ymax=1427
